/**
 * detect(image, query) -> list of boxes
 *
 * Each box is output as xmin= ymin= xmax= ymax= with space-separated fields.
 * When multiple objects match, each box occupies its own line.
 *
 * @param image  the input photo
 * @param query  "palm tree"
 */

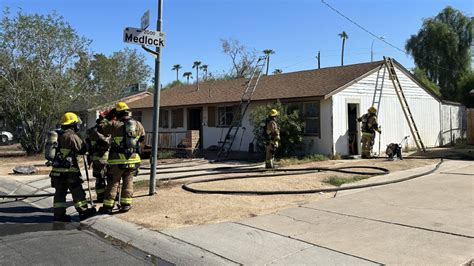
xmin=183 ymin=72 xmax=193 ymax=84
xmin=171 ymin=64 xmax=182 ymax=82
xmin=263 ymin=49 xmax=275 ymax=75
xmin=338 ymin=31 xmax=348 ymax=66
xmin=272 ymin=69 xmax=283 ymax=74
xmin=200 ymin=64 xmax=208 ymax=80
xmin=192 ymin=61 xmax=201 ymax=90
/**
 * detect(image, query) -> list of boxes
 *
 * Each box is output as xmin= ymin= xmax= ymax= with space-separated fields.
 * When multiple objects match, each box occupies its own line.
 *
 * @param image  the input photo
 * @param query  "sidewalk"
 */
xmin=1 ymin=159 xmax=473 ymax=264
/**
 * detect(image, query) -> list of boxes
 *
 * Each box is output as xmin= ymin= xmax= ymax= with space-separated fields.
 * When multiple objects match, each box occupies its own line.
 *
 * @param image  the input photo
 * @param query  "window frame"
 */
xmin=217 ymin=105 xmax=236 ymax=127
xmin=287 ymin=101 xmax=321 ymax=137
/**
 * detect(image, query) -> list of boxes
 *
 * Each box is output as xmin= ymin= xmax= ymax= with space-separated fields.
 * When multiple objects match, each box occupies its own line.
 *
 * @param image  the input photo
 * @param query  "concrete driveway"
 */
xmin=161 ymin=159 xmax=473 ymax=265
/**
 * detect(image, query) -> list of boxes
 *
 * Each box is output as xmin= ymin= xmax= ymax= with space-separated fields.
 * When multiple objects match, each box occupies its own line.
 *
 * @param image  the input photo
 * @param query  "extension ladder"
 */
xmin=217 ymin=55 xmax=268 ymax=157
xmin=383 ymin=56 xmax=426 ymax=152
xmin=371 ymin=65 xmax=386 ymax=115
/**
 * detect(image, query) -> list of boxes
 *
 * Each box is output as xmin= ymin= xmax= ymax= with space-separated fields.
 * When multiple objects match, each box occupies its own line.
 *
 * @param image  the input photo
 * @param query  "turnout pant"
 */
xmin=265 ymin=143 xmax=277 ymax=169
xmin=361 ymin=132 xmax=375 ymax=158
xmin=92 ymin=160 xmax=107 ymax=200
xmin=103 ymin=165 xmax=134 ymax=209
xmin=51 ymin=173 xmax=88 ymax=218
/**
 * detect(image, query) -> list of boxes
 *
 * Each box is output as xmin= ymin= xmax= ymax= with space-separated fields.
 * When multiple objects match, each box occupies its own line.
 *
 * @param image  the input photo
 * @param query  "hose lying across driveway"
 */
xmin=1 ymin=159 xmax=443 ymax=198
xmin=182 ymin=160 xmax=444 ymax=195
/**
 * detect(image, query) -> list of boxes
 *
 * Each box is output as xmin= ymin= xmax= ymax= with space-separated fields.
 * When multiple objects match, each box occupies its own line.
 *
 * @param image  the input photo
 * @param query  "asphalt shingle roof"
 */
xmin=128 ymin=61 xmax=384 ymax=109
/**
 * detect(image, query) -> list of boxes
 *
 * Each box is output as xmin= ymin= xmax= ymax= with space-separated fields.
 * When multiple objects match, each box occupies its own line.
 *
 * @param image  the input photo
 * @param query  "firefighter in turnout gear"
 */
xmin=264 ymin=109 xmax=280 ymax=169
xmin=86 ymin=111 xmax=110 ymax=203
xmin=357 ymin=107 xmax=381 ymax=159
xmin=98 ymin=102 xmax=145 ymax=214
xmin=48 ymin=112 xmax=96 ymax=222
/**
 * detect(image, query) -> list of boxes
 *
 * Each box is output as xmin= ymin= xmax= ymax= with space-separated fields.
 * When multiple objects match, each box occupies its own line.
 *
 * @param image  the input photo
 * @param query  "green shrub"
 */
xmin=249 ymin=101 xmax=304 ymax=157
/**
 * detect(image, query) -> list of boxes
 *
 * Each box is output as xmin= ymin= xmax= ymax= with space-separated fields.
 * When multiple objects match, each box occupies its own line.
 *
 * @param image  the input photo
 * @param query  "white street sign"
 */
xmin=141 ymin=10 xmax=150 ymax=29
xmin=123 ymin=27 xmax=165 ymax=47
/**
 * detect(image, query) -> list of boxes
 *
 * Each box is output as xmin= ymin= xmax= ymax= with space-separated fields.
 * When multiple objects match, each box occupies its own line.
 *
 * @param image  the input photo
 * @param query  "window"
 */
xmin=132 ymin=111 xmax=142 ymax=123
xmin=217 ymin=106 xmax=236 ymax=126
xmin=288 ymin=101 xmax=320 ymax=135
xmin=159 ymin=109 xmax=169 ymax=128
xmin=171 ymin=108 xmax=183 ymax=128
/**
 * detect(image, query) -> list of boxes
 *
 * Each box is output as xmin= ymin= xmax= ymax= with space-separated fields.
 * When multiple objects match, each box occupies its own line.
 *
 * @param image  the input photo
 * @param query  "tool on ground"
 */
xmin=82 ymin=154 xmax=95 ymax=207
xmin=386 ymin=136 xmax=410 ymax=160
xmin=218 ymin=54 xmax=268 ymax=157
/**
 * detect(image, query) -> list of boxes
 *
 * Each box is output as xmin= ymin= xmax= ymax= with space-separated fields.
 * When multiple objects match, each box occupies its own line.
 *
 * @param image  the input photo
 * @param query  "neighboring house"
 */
xmin=93 ymin=60 xmax=465 ymax=156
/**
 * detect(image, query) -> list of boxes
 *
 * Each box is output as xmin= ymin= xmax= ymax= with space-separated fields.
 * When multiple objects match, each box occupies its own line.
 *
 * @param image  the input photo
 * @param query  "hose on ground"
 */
xmin=182 ymin=159 xmax=443 ymax=195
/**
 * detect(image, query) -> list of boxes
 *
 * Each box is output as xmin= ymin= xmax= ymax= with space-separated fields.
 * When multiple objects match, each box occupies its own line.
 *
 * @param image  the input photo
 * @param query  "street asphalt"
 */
xmin=0 ymin=159 xmax=473 ymax=265
xmin=0 ymin=193 xmax=166 ymax=265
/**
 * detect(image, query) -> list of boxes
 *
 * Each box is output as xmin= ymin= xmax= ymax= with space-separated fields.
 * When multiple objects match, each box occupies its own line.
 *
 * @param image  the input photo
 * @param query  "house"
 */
xmin=94 ymin=59 xmax=466 ymax=156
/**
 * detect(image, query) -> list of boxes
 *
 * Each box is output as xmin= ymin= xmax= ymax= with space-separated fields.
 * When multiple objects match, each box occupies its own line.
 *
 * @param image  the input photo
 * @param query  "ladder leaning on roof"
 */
xmin=217 ymin=55 xmax=268 ymax=157
xmin=371 ymin=64 xmax=386 ymax=115
xmin=383 ymin=56 xmax=426 ymax=152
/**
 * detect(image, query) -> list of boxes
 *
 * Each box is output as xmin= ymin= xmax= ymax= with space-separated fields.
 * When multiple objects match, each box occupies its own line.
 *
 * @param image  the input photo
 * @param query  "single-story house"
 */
xmin=89 ymin=59 xmax=466 ymax=156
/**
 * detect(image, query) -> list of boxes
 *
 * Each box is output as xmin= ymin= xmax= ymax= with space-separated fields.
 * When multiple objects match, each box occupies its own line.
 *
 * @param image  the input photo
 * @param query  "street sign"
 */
xmin=141 ymin=10 xmax=150 ymax=29
xmin=123 ymin=27 xmax=165 ymax=47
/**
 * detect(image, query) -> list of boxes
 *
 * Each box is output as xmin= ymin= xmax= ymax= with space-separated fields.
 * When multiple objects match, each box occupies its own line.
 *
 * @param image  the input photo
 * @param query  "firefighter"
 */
xmin=357 ymin=107 xmax=381 ymax=159
xmin=49 ymin=112 xmax=96 ymax=222
xmin=85 ymin=111 xmax=110 ymax=203
xmin=98 ymin=102 xmax=145 ymax=214
xmin=264 ymin=109 xmax=280 ymax=169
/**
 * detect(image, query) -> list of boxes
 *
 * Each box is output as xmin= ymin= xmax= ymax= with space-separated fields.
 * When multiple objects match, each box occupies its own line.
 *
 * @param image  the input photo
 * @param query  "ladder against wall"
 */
xmin=371 ymin=65 xmax=386 ymax=115
xmin=217 ymin=55 xmax=268 ymax=157
xmin=383 ymin=56 xmax=426 ymax=152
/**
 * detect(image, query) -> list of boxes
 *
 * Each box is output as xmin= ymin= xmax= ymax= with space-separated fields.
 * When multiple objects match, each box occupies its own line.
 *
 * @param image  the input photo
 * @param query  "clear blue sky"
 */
xmin=1 ymin=0 xmax=472 ymax=86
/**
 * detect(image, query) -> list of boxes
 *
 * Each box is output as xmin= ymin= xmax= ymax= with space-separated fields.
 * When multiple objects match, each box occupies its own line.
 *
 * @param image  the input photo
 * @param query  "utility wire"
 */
xmin=320 ymin=0 xmax=463 ymax=74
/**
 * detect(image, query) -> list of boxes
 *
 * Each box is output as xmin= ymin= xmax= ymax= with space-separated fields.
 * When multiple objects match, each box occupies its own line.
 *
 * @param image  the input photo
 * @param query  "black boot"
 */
xmin=53 ymin=214 xmax=72 ymax=223
xmin=79 ymin=208 xmax=97 ymax=221
xmin=98 ymin=206 xmax=113 ymax=215
xmin=119 ymin=205 xmax=131 ymax=213
xmin=94 ymin=195 xmax=104 ymax=204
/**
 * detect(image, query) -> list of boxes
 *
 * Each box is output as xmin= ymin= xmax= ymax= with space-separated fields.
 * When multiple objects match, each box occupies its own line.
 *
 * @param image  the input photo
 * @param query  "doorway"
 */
xmin=347 ymin=103 xmax=359 ymax=155
xmin=188 ymin=108 xmax=202 ymax=148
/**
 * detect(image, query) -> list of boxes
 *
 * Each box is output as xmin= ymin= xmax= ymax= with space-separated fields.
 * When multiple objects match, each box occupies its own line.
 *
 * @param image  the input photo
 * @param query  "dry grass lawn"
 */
xmin=118 ymin=157 xmax=439 ymax=231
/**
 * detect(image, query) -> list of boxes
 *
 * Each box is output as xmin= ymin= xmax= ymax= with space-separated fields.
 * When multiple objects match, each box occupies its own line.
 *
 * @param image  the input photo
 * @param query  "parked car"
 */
xmin=0 ymin=131 xmax=14 ymax=144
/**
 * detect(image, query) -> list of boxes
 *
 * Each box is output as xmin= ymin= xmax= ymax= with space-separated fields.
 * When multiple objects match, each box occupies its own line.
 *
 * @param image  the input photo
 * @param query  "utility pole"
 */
xmin=316 ymin=51 xmax=321 ymax=69
xmin=149 ymin=0 xmax=163 ymax=195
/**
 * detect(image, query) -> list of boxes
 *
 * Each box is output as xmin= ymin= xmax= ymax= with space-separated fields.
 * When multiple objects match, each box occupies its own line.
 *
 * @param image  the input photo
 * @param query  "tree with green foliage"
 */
xmin=406 ymin=6 xmax=473 ymax=101
xmin=172 ymin=64 xmax=182 ymax=82
xmin=249 ymin=101 xmax=304 ymax=157
xmin=87 ymin=48 xmax=151 ymax=104
xmin=0 ymin=9 xmax=90 ymax=154
xmin=200 ymin=64 xmax=208 ymax=80
xmin=192 ymin=61 xmax=201 ymax=89
xmin=263 ymin=49 xmax=275 ymax=75
xmin=458 ymin=71 xmax=474 ymax=108
xmin=162 ymin=80 xmax=183 ymax=91
xmin=412 ymin=67 xmax=441 ymax=97
xmin=183 ymin=72 xmax=192 ymax=84
xmin=272 ymin=69 xmax=283 ymax=75
xmin=338 ymin=31 xmax=348 ymax=66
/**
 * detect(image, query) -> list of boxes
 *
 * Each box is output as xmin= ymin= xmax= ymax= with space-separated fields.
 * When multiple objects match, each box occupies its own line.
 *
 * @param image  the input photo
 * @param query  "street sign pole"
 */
xmin=149 ymin=0 xmax=163 ymax=195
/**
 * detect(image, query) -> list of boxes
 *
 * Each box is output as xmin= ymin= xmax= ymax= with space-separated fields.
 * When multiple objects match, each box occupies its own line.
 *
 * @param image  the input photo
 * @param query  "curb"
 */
xmin=80 ymin=215 xmax=237 ymax=265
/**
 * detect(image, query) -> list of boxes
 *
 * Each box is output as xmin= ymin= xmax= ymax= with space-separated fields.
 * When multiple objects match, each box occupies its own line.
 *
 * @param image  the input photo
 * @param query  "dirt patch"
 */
xmin=118 ymin=157 xmax=439 ymax=231
xmin=0 ymin=152 xmax=49 ymax=177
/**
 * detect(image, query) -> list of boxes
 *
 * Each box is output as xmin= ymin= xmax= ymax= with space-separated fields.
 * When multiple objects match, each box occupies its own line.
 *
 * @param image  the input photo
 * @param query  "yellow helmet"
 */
xmin=61 ymin=112 xmax=79 ymax=125
xmin=368 ymin=107 xmax=377 ymax=114
xmin=270 ymin=109 xmax=279 ymax=117
xmin=116 ymin=102 xmax=129 ymax=112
